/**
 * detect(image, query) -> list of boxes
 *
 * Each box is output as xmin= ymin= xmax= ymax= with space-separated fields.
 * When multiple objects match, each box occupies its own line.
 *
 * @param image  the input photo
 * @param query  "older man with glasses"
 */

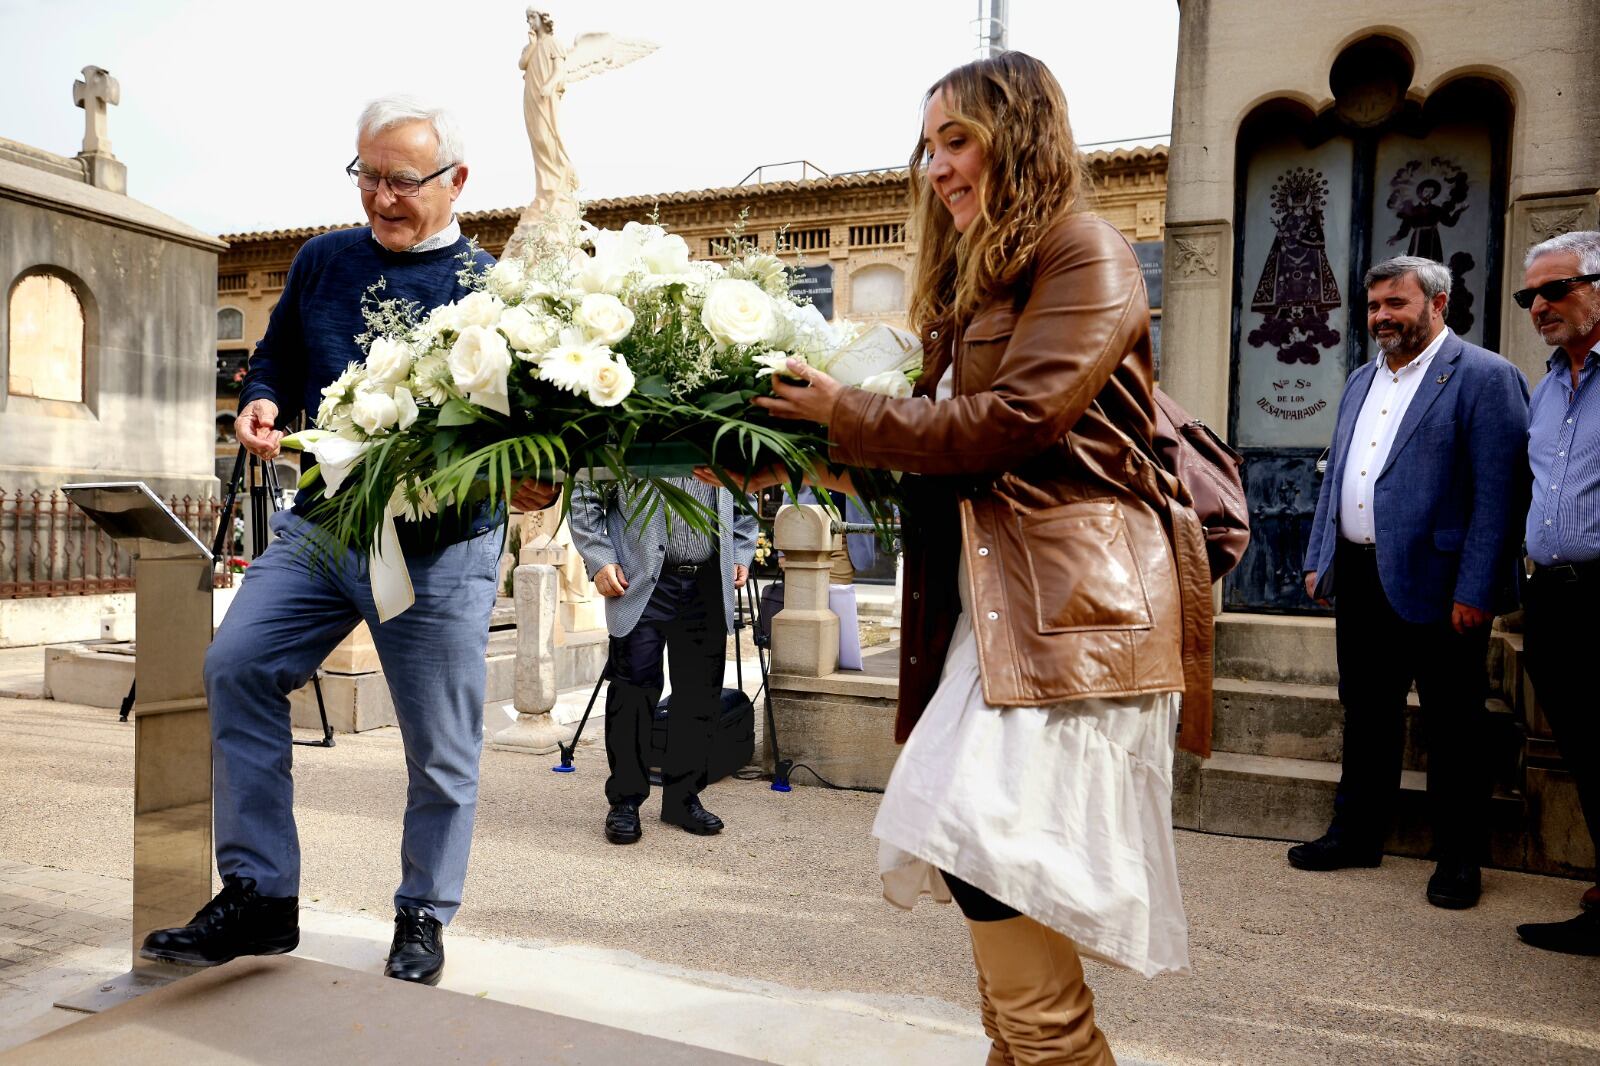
xmin=140 ymin=96 xmax=551 ymax=987
xmin=1516 ymin=230 xmax=1600 ymax=957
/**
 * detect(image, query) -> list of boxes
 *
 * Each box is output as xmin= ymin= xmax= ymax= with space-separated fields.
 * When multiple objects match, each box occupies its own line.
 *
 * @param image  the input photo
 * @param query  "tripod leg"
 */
xmin=553 ymin=659 xmax=610 ymax=771
xmin=119 ymin=679 xmax=135 ymax=723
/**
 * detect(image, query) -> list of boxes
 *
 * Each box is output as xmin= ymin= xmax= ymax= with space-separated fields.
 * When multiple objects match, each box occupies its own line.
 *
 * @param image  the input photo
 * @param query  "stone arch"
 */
xmin=5 ymin=265 xmax=97 ymax=405
xmin=847 ymin=262 xmax=906 ymax=317
xmin=217 ymin=305 xmax=244 ymax=341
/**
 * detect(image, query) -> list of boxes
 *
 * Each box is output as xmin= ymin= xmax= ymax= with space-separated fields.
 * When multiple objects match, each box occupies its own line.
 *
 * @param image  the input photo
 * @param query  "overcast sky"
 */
xmin=0 ymin=0 xmax=1178 ymax=236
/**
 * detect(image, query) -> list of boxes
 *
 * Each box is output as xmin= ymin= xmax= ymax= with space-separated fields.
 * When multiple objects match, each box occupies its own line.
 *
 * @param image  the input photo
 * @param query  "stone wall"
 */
xmin=1162 ymin=0 xmax=1600 ymax=424
xmin=0 ymin=155 xmax=224 ymax=501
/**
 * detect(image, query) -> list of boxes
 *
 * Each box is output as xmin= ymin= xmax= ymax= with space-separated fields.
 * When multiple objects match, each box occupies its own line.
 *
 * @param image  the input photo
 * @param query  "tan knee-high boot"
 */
xmin=966 ymin=915 xmax=1114 ymax=1066
xmin=972 ymin=945 xmax=1016 ymax=1066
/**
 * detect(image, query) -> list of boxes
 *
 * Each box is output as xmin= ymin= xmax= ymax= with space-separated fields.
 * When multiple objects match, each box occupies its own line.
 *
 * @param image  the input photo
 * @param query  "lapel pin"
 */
xmin=1436 ymin=373 xmax=1451 ymax=384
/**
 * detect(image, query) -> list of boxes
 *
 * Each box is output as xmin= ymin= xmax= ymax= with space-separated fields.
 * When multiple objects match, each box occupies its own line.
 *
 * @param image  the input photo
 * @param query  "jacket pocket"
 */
xmin=1016 ymin=499 xmax=1155 ymax=633
xmin=1434 ymin=527 xmax=1465 ymax=551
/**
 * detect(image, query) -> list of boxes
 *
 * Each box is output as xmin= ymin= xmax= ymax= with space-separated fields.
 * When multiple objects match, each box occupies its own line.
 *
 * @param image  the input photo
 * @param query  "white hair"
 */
xmin=356 ymin=96 xmax=464 ymax=174
xmin=1526 ymin=230 xmax=1600 ymax=280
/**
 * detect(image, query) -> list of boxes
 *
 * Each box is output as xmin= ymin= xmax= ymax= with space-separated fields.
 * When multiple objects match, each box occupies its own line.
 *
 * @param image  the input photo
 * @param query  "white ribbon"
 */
xmin=282 ymin=430 xmax=417 ymax=621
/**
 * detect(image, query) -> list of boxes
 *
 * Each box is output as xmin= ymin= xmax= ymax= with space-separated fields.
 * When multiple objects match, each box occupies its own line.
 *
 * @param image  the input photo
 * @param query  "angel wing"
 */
xmin=564 ymin=32 xmax=659 ymax=84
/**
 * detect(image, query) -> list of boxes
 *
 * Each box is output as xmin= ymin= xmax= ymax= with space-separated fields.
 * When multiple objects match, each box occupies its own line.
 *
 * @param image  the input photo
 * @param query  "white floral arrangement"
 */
xmin=283 ymin=218 xmax=918 ymax=620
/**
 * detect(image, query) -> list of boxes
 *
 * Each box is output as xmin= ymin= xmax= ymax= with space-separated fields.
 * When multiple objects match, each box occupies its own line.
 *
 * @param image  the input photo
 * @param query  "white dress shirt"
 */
xmin=1339 ymin=328 xmax=1451 ymax=544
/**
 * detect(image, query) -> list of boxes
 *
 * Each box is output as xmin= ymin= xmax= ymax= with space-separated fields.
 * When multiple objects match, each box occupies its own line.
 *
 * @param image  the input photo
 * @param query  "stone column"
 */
xmin=1502 ymin=194 xmax=1600 ymax=381
xmin=490 ymin=563 xmax=574 ymax=754
xmin=771 ymin=504 xmax=838 ymax=677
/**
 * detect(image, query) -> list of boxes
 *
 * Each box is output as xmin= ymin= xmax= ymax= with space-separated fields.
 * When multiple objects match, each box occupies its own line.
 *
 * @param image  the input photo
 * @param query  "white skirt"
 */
xmin=872 ymin=606 xmax=1190 ymax=979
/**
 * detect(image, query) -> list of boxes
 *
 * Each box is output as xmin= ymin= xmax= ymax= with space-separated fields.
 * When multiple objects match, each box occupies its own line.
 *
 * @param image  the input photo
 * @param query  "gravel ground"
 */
xmin=4 ymin=694 xmax=1597 ymax=1065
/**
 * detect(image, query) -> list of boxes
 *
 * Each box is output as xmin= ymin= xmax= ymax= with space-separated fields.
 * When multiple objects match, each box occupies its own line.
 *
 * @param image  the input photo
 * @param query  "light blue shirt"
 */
xmin=1525 ymin=345 xmax=1600 ymax=565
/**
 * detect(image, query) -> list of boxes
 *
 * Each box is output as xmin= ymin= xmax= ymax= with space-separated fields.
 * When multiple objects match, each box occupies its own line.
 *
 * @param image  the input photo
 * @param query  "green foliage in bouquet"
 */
xmin=286 ymin=214 xmax=920 ymax=557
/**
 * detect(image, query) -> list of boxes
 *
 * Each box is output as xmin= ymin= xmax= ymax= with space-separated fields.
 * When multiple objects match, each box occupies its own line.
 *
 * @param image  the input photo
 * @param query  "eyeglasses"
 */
xmin=1512 ymin=274 xmax=1600 ymax=309
xmin=344 ymin=157 xmax=456 ymax=197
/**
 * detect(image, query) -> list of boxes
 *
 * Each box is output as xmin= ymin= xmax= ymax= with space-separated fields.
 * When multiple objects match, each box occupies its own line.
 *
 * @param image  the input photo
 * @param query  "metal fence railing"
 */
xmin=0 ymin=487 xmax=233 ymax=598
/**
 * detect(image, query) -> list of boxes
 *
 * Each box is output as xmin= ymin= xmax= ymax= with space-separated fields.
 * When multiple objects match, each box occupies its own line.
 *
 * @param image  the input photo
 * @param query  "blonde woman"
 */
xmin=719 ymin=52 xmax=1210 ymax=1064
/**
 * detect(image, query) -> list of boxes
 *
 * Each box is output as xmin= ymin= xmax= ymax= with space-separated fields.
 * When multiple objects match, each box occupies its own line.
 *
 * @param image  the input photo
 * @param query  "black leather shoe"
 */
xmin=139 ymin=875 xmax=298 ymax=967
xmin=605 ymin=802 xmax=642 ymax=845
xmin=1286 ymin=833 xmax=1382 ymax=872
xmin=1517 ymin=909 xmax=1600 ymax=956
xmin=384 ymin=906 xmax=444 ymax=985
xmin=662 ymin=796 xmax=723 ymax=836
xmin=1426 ymin=860 xmax=1482 ymax=909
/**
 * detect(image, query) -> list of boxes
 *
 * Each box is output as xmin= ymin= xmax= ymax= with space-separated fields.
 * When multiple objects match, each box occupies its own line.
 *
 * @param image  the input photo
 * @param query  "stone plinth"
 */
xmin=492 ymin=564 xmax=574 ymax=755
xmin=767 ymin=644 xmax=901 ymax=790
xmin=770 ymin=505 xmax=838 ymax=677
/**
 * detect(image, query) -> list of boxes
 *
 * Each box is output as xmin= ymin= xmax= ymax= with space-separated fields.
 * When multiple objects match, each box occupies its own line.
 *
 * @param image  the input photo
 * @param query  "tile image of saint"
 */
xmin=1248 ymin=167 xmax=1343 ymax=366
xmin=1385 ymin=157 xmax=1475 ymax=336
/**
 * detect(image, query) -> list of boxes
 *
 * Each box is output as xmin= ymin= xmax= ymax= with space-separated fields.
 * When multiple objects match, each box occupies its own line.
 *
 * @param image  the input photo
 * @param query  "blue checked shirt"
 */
xmin=1526 ymin=345 xmax=1600 ymax=565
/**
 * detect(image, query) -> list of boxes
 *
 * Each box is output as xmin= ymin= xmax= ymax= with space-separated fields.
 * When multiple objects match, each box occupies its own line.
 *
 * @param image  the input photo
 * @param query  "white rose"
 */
xmin=587 ymin=355 xmax=636 ymax=407
xmin=448 ymin=325 xmax=513 ymax=415
xmin=498 ymin=305 xmax=557 ymax=358
xmin=642 ymin=233 xmax=692 ymax=275
xmin=453 ymin=290 xmax=507 ymax=330
xmin=485 ymin=258 xmax=528 ymax=300
xmin=350 ymin=388 xmax=400 ymax=435
xmin=576 ymin=292 xmax=636 ymax=346
xmin=365 ymin=337 xmax=414 ymax=386
xmin=422 ymin=302 xmax=464 ymax=338
xmin=537 ymin=342 xmax=607 ymax=395
xmin=392 ymin=385 xmax=419 ymax=430
xmin=702 ymin=278 xmax=779 ymax=347
xmin=859 ymin=370 xmax=914 ymax=399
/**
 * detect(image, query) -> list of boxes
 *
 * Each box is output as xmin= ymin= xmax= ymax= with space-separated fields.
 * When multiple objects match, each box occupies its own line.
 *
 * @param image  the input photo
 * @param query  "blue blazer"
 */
xmin=1305 ymin=332 xmax=1530 ymax=624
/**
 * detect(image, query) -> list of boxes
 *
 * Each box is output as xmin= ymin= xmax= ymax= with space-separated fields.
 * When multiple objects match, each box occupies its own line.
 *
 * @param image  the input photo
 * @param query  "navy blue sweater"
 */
xmin=238 ymin=227 xmax=497 ymax=542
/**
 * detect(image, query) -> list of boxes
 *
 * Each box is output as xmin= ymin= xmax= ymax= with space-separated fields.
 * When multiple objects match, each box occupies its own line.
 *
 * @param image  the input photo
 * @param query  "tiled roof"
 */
xmin=217 ymin=146 xmax=1167 ymax=244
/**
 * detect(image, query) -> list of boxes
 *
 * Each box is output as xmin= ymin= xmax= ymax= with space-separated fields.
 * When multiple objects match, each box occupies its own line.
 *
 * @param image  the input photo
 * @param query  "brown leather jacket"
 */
xmin=828 ymin=213 xmax=1214 ymax=755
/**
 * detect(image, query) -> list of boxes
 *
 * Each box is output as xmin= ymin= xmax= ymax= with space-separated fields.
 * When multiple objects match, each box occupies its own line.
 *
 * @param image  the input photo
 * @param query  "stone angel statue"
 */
xmin=520 ymin=9 xmax=658 ymax=218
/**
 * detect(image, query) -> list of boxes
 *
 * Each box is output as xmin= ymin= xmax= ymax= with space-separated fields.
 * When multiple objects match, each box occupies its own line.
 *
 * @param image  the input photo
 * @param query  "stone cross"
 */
xmin=72 ymin=65 xmax=121 ymax=156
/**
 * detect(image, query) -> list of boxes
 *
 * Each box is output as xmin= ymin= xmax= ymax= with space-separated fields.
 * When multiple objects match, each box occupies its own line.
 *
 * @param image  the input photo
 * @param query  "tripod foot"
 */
xmin=771 ymin=779 xmax=792 ymax=792
xmin=552 ymin=764 xmax=576 ymax=773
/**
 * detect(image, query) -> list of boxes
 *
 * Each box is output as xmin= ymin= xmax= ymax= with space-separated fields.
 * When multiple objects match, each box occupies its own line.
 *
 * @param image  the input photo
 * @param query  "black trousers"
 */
xmin=1330 ymin=540 xmax=1492 ymax=860
xmin=1522 ymin=565 xmax=1600 ymax=859
xmin=941 ymin=870 xmax=1020 ymax=923
xmin=604 ymin=566 xmax=726 ymax=809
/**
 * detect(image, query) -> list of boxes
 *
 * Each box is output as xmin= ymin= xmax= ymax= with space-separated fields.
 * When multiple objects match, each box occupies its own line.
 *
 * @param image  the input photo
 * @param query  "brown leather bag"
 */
xmin=1150 ymin=388 xmax=1250 ymax=581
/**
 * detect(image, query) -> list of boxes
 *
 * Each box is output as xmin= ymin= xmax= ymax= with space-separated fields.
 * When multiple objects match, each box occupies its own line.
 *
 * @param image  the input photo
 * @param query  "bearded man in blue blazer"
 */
xmin=1293 ymin=256 xmax=1530 ymax=909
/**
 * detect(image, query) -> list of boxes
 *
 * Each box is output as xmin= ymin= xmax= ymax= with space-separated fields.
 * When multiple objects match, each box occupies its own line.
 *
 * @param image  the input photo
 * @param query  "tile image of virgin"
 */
xmin=1385 ymin=156 xmax=1476 ymax=336
xmin=1248 ymin=167 xmax=1343 ymax=366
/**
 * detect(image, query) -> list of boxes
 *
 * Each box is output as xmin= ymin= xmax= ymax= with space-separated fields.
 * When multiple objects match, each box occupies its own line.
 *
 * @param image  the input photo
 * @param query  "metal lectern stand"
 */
xmin=55 ymin=482 xmax=215 ymax=1013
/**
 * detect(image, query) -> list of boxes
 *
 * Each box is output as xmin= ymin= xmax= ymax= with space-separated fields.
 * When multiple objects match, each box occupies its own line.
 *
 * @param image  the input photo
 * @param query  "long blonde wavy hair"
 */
xmin=907 ymin=52 xmax=1091 ymax=336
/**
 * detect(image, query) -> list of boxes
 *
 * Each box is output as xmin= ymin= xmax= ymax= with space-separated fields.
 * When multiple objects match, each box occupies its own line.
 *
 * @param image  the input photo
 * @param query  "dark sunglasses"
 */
xmin=1512 ymin=273 xmax=1600 ymax=309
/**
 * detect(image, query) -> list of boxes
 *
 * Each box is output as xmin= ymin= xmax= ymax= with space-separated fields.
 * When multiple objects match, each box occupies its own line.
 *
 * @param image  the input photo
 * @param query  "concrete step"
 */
xmin=1174 ymin=750 xmax=1527 ymax=866
xmin=1214 ymin=612 xmax=1337 ymax=685
xmin=1212 ymin=676 xmax=1422 ymax=768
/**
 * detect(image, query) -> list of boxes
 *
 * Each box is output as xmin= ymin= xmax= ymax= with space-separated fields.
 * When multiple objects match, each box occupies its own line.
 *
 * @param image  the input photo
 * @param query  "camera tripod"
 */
xmin=201 ymin=444 xmax=335 ymax=747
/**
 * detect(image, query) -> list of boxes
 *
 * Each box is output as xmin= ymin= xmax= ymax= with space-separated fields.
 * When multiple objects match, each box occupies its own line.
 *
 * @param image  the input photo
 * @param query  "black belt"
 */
xmin=1530 ymin=559 xmax=1600 ymax=583
xmin=1339 ymin=540 xmax=1378 ymax=554
xmin=664 ymin=562 xmax=709 ymax=575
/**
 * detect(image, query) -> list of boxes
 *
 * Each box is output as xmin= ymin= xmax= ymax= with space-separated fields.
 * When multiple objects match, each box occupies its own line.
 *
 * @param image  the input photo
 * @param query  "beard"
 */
xmin=1537 ymin=300 xmax=1600 ymax=350
xmin=1372 ymin=316 xmax=1432 ymax=358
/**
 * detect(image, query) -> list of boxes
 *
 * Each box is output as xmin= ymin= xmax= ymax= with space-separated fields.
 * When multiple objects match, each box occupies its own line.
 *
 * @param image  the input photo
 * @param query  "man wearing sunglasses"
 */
xmin=141 ymin=96 xmax=550 ymax=989
xmin=1516 ymin=230 xmax=1600 ymax=957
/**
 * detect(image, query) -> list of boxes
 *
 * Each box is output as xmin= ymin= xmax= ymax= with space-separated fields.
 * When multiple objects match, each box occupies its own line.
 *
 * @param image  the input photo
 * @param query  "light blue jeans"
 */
xmin=205 ymin=510 xmax=501 ymax=923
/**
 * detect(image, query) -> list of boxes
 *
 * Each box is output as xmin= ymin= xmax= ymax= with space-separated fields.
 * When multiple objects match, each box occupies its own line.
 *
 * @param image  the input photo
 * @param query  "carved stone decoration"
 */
xmin=1172 ymin=236 xmax=1219 ymax=277
xmin=1528 ymin=207 xmax=1585 ymax=249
